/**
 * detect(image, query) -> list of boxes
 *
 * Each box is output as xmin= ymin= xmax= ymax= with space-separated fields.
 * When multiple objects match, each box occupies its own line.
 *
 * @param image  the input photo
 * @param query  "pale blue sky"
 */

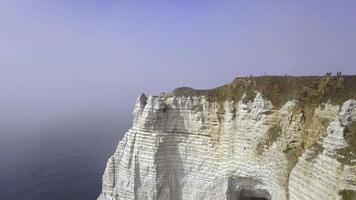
xmin=1 ymin=1 xmax=356 ymax=129
xmin=2 ymin=3 xmax=355 ymax=199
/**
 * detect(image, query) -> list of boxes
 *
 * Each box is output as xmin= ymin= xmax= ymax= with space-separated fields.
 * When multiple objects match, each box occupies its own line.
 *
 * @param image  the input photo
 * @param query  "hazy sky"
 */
xmin=1 ymin=1 xmax=356 ymax=130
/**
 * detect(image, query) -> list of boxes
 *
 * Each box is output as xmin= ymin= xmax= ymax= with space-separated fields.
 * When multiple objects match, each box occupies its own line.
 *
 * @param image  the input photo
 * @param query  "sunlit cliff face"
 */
xmin=98 ymin=76 xmax=356 ymax=200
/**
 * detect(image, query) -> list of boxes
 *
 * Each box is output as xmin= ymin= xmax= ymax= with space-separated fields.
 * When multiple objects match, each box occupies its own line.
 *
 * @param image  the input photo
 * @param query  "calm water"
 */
xmin=0 ymin=114 xmax=130 ymax=200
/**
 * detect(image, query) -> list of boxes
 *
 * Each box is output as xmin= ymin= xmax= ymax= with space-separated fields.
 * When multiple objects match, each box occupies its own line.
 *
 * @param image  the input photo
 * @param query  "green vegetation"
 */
xmin=339 ymin=189 xmax=356 ymax=200
xmin=283 ymin=144 xmax=295 ymax=153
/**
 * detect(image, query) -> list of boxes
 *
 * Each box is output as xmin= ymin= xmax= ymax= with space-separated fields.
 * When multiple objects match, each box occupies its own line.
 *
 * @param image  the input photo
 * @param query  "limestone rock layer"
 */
xmin=98 ymin=76 xmax=356 ymax=200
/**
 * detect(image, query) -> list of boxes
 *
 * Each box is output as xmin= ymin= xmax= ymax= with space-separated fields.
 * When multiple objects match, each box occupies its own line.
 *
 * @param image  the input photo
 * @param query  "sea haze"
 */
xmin=0 ymin=112 xmax=131 ymax=200
xmin=1 ymin=1 xmax=356 ymax=200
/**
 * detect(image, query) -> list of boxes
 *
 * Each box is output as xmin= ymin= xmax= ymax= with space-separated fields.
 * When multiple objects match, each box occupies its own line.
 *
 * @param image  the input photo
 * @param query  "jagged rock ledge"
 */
xmin=98 ymin=76 xmax=356 ymax=200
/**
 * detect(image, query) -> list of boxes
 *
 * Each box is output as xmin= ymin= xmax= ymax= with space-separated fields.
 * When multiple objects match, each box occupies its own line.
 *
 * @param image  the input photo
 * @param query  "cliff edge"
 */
xmin=98 ymin=76 xmax=356 ymax=200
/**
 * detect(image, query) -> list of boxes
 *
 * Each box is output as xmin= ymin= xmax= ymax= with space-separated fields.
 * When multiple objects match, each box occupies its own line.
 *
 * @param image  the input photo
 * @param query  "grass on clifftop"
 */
xmin=173 ymin=75 xmax=356 ymax=165
xmin=172 ymin=75 xmax=356 ymax=108
xmin=173 ymin=75 xmax=356 ymax=169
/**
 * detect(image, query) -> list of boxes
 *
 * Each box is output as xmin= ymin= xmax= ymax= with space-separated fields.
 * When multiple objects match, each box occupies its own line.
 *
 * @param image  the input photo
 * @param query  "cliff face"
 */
xmin=97 ymin=76 xmax=356 ymax=200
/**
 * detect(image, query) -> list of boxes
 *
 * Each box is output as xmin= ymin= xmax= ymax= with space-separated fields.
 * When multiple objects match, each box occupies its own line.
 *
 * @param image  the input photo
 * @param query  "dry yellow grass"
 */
xmin=173 ymin=75 xmax=356 ymax=109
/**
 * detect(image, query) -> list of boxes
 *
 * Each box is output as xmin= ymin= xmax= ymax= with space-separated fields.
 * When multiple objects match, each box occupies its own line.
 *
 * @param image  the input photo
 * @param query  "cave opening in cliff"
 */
xmin=227 ymin=177 xmax=271 ymax=200
xmin=240 ymin=197 xmax=268 ymax=200
xmin=234 ymin=188 xmax=271 ymax=200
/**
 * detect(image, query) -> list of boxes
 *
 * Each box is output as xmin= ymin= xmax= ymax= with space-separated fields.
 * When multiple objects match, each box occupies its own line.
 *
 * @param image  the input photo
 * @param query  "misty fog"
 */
xmin=1 ymin=1 xmax=356 ymax=200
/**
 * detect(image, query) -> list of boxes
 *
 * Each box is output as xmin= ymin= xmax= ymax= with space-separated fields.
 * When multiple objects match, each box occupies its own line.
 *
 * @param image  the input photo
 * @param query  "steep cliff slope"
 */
xmin=98 ymin=76 xmax=356 ymax=200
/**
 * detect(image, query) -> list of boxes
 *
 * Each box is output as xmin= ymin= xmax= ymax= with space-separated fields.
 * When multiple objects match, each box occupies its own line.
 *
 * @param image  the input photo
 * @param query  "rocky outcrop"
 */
xmin=98 ymin=76 xmax=356 ymax=200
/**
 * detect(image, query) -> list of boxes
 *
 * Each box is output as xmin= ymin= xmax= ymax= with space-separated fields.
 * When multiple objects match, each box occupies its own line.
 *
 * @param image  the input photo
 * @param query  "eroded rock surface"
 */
xmin=98 ymin=76 xmax=356 ymax=200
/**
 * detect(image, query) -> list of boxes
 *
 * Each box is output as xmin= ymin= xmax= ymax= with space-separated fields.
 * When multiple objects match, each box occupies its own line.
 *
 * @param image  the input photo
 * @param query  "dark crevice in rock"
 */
xmin=227 ymin=177 xmax=271 ymax=200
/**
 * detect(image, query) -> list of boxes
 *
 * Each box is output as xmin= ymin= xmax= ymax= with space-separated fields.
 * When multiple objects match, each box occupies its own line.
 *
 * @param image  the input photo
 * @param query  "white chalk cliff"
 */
xmin=98 ymin=76 xmax=356 ymax=200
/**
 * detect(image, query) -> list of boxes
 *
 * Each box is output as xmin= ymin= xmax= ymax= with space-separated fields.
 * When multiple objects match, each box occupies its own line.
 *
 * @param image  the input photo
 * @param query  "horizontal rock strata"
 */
xmin=98 ymin=76 xmax=356 ymax=200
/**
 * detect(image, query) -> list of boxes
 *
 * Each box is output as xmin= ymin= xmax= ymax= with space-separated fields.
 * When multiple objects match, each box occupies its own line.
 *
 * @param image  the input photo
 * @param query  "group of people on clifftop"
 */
xmin=245 ymin=71 xmax=344 ymax=78
xmin=326 ymin=72 xmax=342 ymax=76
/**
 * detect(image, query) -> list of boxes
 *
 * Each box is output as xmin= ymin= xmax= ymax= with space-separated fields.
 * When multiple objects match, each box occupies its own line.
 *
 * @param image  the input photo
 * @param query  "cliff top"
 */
xmin=172 ymin=75 xmax=356 ymax=108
